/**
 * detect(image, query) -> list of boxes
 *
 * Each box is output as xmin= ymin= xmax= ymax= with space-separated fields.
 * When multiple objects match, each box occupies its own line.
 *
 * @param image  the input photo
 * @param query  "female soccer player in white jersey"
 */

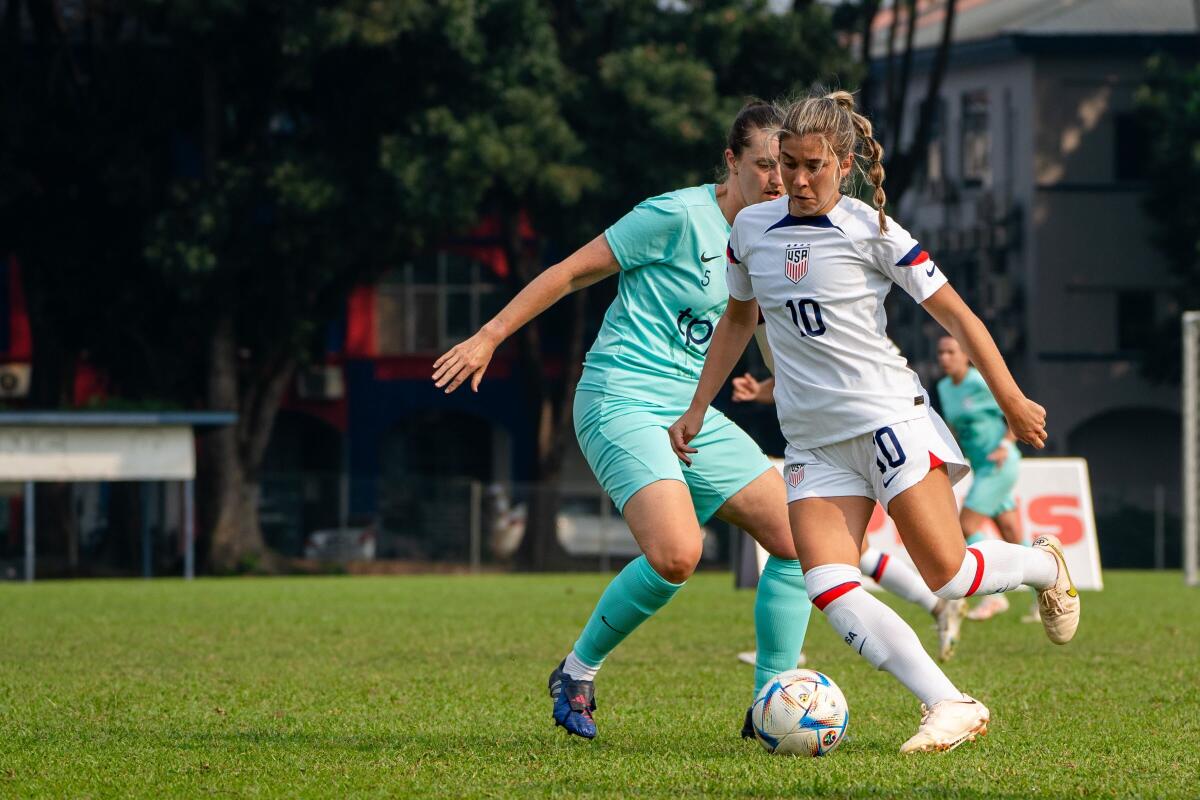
xmin=670 ymin=91 xmax=1081 ymax=753
xmin=434 ymin=102 xmax=812 ymax=742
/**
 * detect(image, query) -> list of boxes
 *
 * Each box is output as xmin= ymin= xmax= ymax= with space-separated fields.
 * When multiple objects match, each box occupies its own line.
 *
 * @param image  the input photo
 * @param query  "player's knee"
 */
xmin=647 ymin=544 xmax=701 ymax=584
xmin=751 ymin=525 xmax=797 ymax=560
xmin=931 ymin=551 xmax=974 ymax=599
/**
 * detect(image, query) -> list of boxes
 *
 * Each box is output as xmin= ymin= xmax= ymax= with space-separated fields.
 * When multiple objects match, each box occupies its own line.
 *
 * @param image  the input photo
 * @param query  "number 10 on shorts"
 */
xmin=874 ymin=426 xmax=907 ymax=475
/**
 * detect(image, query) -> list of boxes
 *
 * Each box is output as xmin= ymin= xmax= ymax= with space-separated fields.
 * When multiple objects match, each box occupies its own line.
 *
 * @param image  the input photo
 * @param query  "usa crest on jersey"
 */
xmin=784 ymin=244 xmax=809 ymax=283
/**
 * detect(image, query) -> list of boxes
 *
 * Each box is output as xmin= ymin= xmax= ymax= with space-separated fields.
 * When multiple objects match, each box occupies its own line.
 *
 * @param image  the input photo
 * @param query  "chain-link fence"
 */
xmin=259 ymin=474 xmax=735 ymax=572
xmin=1091 ymin=483 xmax=1182 ymax=570
xmin=2 ymin=473 xmax=1181 ymax=578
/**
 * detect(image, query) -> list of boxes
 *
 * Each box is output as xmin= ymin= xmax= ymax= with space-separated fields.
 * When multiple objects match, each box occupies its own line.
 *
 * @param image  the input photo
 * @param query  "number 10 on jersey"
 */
xmin=785 ymin=298 xmax=826 ymax=337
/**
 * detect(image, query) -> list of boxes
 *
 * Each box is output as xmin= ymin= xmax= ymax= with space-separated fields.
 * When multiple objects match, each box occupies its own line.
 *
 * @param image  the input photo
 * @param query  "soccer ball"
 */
xmin=750 ymin=669 xmax=849 ymax=756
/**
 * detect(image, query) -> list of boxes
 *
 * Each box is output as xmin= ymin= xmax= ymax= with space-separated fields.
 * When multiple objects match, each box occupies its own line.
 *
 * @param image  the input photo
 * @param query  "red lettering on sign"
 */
xmin=1027 ymin=495 xmax=1083 ymax=546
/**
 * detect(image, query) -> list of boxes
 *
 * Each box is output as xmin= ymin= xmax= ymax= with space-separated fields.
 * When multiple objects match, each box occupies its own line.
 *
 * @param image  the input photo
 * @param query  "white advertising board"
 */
xmin=756 ymin=457 xmax=1103 ymax=590
xmin=0 ymin=426 xmax=195 ymax=481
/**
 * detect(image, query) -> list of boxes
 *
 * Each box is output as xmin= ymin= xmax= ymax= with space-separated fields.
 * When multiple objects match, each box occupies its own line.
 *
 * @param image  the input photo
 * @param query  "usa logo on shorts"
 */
xmin=785 ymin=244 xmax=809 ymax=283
xmin=787 ymin=464 xmax=805 ymax=488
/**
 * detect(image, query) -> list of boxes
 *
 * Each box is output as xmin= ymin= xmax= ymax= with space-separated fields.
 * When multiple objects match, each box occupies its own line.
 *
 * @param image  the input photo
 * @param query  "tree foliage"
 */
xmin=0 ymin=0 xmax=859 ymax=571
xmin=1136 ymin=55 xmax=1200 ymax=383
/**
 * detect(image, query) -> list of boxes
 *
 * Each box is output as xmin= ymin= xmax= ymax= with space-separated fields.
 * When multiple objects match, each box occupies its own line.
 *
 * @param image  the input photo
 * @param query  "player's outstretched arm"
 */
xmin=669 ymin=296 xmax=760 ymax=464
xmin=922 ymin=284 xmax=1047 ymax=449
xmin=433 ymin=235 xmax=619 ymax=394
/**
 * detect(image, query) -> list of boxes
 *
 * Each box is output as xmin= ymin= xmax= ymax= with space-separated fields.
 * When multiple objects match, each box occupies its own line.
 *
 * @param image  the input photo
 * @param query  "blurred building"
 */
xmin=870 ymin=0 xmax=1198 ymax=557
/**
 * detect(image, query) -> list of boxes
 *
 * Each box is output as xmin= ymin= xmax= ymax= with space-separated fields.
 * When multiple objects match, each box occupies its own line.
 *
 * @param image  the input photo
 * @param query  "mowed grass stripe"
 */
xmin=1 ymin=572 xmax=1198 ymax=798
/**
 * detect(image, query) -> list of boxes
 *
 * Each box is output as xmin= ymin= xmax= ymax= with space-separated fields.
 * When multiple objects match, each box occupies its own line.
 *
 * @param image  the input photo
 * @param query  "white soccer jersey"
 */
xmin=727 ymin=195 xmax=948 ymax=449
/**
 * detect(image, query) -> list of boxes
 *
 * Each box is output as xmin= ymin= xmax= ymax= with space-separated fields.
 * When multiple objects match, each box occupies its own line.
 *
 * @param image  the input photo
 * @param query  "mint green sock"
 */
xmin=965 ymin=532 xmax=988 ymax=546
xmin=572 ymin=555 xmax=684 ymax=668
xmin=754 ymin=557 xmax=812 ymax=696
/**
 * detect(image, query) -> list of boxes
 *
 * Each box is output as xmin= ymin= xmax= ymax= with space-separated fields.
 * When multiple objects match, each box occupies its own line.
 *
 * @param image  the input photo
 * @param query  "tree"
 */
xmin=494 ymin=0 xmax=858 ymax=567
xmin=2 ymin=0 xmax=862 ymax=573
xmin=1136 ymin=56 xmax=1200 ymax=384
xmin=835 ymin=0 xmax=960 ymax=208
xmin=3 ymin=0 xmax=584 ymax=571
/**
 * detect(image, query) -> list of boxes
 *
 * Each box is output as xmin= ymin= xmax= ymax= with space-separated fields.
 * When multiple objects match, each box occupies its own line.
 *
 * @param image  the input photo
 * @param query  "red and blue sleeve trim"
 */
xmin=726 ymin=243 xmax=740 ymax=264
xmin=896 ymin=243 xmax=930 ymax=267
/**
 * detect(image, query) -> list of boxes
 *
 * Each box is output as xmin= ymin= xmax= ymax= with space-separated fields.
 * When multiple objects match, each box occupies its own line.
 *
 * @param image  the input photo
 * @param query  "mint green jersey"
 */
xmin=577 ymin=184 xmax=732 ymax=407
xmin=936 ymin=367 xmax=1007 ymax=466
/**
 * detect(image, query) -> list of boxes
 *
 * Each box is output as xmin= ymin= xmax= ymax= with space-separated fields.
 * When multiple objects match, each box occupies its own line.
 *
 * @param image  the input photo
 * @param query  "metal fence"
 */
xmin=260 ymin=474 xmax=735 ymax=572
xmin=0 ymin=473 xmax=1186 ymax=578
xmin=1090 ymin=483 xmax=1182 ymax=570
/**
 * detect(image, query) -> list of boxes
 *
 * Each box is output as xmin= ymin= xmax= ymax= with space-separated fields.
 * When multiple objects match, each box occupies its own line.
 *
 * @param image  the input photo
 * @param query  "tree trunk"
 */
xmin=501 ymin=208 xmax=578 ymax=570
xmin=857 ymin=0 xmax=881 ymax=118
xmin=200 ymin=310 xmax=298 ymax=573
xmin=200 ymin=312 xmax=270 ymax=572
xmin=886 ymin=0 xmax=959 ymax=208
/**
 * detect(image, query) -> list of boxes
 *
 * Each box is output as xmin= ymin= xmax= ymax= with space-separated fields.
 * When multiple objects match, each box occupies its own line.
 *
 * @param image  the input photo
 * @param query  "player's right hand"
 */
xmin=668 ymin=408 xmax=704 ymax=466
xmin=433 ymin=329 xmax=499 ymax=394
xmin=1004 ymin=397 xmax=1047 ymax=450
xmin=731 ymin=372 xmax=761 ymax=403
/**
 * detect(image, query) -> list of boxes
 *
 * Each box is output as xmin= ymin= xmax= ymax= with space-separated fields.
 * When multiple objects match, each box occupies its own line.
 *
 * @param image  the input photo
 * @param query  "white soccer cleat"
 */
xmin=899 ymin=695 xmax=990 ymax=754
xmin=934 ymin=598 xmax=966 ymax=661
xmin=966 ymin=593 xmax=1010 ymax=621
xmin=1032 ymin=534 xmax=1080 ymax=644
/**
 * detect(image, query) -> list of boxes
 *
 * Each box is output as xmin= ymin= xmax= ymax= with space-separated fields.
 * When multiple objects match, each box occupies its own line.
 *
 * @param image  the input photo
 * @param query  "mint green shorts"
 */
xmin=573 ymin=390 xmax=772 ymax=523
xmin=963 ymin=442 xmax=1021 ymax=517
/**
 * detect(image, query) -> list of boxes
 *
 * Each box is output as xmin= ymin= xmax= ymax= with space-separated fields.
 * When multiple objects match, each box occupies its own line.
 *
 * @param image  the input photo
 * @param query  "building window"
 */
xmin=1114 ymin=113 xmax=1149 ymax=182
xmin=960 ymin=90 xmax=990 ymax=187
xmin=1117 ymin=290 xmax=1155 ymax=352
xmin=376 ymin=256 xmax=505 ymax=355
xmin=922 ymin=98 xmax=947 ymax=192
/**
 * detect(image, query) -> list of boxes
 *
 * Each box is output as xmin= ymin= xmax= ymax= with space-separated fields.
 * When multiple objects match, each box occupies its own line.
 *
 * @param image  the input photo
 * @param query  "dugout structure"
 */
xmin=0 ymin=411 xmax=236 ymax=582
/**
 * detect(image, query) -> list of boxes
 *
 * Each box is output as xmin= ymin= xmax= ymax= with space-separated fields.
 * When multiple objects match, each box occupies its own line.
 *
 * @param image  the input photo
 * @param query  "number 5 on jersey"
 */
xmin=785 ymin=298 xmax=826 ymax=338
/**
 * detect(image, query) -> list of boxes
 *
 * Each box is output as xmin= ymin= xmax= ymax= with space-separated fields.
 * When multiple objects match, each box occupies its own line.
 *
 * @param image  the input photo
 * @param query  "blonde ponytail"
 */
xmin=778 ymin=89 xmax=889 ymax=234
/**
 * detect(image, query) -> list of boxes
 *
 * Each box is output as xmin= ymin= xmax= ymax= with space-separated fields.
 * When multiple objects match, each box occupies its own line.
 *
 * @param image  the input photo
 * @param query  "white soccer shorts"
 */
xmin=782 ymin=409 xmax=969 ymax=509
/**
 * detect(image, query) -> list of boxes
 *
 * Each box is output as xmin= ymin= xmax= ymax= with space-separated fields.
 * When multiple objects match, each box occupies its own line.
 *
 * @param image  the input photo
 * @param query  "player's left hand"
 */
xmin=668 ymin=408 xmax=705 ymax=466
xmin=987 ymin=443 xmax=1010 ymax=466
xmin=1004 ymin=397 xmax=1047 ymax=450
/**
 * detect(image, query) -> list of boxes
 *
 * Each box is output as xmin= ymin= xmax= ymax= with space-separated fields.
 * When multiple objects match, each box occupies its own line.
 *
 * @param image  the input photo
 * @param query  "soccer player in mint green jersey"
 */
xmin=434 ymin=102 xmax=812 ymax=742
xmin=936 ymin=334 xmax=1034 ymax=622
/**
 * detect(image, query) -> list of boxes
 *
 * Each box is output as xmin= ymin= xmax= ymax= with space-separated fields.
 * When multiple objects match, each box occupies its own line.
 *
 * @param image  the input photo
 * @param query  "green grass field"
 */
xmin=2 ymin=571 xmax=1198 ymax=798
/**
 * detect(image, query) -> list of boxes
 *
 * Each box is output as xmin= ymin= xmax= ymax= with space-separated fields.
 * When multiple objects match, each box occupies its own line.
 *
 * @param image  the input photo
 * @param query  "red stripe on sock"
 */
xmin=966 ymin=547 xmax=985 ymax=596
xmin=929 ymin=451 xmax=944 ymax=470
xmin=812 ymin=581 xmax=861 ymax=610
xmin=872 ymin=553 xmax=889 ymax=581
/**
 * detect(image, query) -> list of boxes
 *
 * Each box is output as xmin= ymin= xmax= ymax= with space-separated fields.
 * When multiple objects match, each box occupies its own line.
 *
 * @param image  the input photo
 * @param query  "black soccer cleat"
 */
xmin=741 ymin=706 xmax=755 ymax=741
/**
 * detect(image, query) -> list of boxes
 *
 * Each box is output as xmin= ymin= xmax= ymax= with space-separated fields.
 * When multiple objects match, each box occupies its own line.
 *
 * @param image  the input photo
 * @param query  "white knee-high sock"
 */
xmin=934 ymin=541 xmax=1058 ymax=600
xmin=805 ymin=564 xmax=963 ymax=707
xmin=860 ymin=547 xmax=939 ymax=613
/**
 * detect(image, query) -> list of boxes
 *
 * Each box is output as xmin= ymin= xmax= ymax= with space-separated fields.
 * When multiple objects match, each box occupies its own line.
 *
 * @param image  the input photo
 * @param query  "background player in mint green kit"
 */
xmin=433 ymin=102 xmax=812 ymax=741
xmin=936 ymin=335 xmax=1030 ymax=621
